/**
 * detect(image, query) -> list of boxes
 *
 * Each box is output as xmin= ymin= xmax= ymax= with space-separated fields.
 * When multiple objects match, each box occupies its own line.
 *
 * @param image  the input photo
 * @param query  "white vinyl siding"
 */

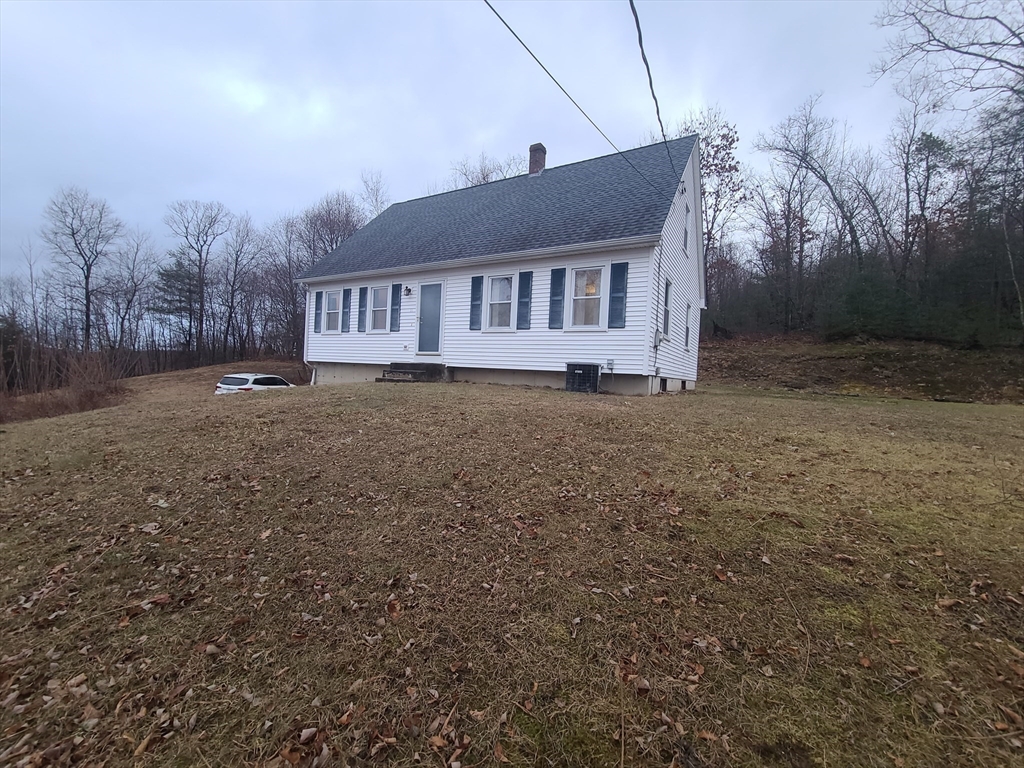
xmin=305 ymin=247 xmax=653 ymax=375
xmin=649 ymin=149 xmax=702 ymax=382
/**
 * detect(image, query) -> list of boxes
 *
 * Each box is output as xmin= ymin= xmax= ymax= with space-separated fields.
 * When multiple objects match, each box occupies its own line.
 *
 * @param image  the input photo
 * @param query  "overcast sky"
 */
xmin=0 ymin=0 xmax=902 ymax=277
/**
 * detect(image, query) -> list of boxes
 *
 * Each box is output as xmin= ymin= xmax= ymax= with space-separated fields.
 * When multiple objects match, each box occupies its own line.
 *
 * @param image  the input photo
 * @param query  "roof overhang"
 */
xmin=294 ymin=233 xmax=660 ymax=285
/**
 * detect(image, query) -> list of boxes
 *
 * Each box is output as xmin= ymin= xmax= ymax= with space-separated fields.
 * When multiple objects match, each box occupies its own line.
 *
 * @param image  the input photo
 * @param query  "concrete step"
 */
xmin=382 ymin=363 xmax=447 ymax=382
xmin=380 ymin=370 xmax=418 ymax=381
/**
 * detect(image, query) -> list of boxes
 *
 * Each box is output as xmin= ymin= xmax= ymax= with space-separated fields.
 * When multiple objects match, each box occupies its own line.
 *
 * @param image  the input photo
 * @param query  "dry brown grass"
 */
xmin=1 ymin=369 xmax=1022 ymax=767
xmin=0 ymin=360 xmax=310 ymax=425
xmin=700 ymin=336 xmax=1024 ymax=404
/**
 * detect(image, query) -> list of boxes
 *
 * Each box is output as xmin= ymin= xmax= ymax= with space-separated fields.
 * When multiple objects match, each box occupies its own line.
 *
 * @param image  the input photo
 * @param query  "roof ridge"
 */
xmin=395 ymin=134 xmax=697 ymax=208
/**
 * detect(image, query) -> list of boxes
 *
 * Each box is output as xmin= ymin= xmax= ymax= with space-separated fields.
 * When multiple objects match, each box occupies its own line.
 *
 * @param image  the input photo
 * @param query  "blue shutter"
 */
xmin=548 ymin=268 xmax=565 ymax=329
xmin=313 ymin=291 xmax=323 ymax=333
xmin=517 ymin=271 xmax=532 ymax=330
xmin=390 ymin=283 xmax=402 ymax=332
xmin=608 ymin=262 xmax=628 ymax=328
xmin=469 ymin=276 xmax=483 ymax=330
xmin=341 ymin=288 xmax=351 ymax=333
xmin=357 ymin=287 xmax=367 ymax=332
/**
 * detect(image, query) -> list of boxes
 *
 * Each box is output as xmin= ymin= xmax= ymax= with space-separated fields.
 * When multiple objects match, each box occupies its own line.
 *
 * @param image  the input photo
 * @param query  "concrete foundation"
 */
xmin=313 ymin=362 xmax=385 ymax=384
xmin=311 ymin=361 xmax=694 ymax=396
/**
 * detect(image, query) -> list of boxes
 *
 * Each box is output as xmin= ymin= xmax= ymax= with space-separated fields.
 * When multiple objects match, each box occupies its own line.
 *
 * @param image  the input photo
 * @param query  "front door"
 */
xmin=417 ymin=282 xmax=443 ymax=354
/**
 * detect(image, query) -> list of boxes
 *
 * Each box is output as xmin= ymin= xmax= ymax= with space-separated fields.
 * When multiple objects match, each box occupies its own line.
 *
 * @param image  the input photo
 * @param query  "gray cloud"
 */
xmin=0 ymin=0 xmax=897 ymax=275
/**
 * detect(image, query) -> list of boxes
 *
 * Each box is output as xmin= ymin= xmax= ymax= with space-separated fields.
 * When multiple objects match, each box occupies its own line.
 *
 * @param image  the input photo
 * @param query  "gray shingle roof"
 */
xmin=299 ymin=136 xmax=696 ymax=280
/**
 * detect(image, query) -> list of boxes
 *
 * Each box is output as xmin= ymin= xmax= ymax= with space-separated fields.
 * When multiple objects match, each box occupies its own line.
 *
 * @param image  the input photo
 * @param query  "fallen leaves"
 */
xmin=133 ymin=731 xmax=158 ymax=756
xmin=386 ymin=598 xmax=403 ymax=620
xmin=998 ymin=704 xmax=1023 ymax=727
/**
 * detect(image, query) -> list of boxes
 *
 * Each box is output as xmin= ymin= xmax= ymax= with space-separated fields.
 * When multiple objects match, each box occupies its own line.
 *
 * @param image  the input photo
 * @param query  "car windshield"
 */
xmin=219 ymin=376 xmax=249 ymax=386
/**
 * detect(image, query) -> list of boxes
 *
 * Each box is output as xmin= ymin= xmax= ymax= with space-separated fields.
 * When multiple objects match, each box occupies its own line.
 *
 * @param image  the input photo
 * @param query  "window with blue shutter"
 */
xmin=469 ymin=276 xmax=483 ymax=330
xmin=608 ymin=262 xmax=628 ymax=328
xmin=548 ymin=268 xmax=565 ymax=329
xmin=357 ymin=287 xmax=367 ymax=332
xmin=390 ymin=283 xmax=402 ymax=332
xmin=341 ymin=288 xmax=351 ymax=333
xmin=516 ymin=271 xmax=533 ymax=330
xmin=313 ymin=291 xmax=323 ymax=333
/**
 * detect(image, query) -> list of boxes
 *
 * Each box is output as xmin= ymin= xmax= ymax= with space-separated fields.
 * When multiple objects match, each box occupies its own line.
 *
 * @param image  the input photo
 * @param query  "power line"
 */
xmin=628 ymin=0 xmax=679 ymax=181
xmin=482 ymin=0 xmax=669 ymax=200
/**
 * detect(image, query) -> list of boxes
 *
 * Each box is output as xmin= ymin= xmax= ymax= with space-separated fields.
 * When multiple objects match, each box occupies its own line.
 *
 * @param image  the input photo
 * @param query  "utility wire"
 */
xmin=483 ymin=0 xmax=669 ymax=200
xmin=629 ymin=0 xmax=679 ymax=181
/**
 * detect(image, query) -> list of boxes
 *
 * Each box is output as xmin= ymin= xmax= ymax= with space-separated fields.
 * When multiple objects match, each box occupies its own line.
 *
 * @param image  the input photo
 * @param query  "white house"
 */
xmin=298 ymin=137 xmax=705 ymax=395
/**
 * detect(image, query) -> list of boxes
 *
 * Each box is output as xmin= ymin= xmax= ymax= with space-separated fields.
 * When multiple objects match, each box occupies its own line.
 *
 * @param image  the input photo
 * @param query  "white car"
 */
xmin=215 ymin=373 xmax=296 ymax=395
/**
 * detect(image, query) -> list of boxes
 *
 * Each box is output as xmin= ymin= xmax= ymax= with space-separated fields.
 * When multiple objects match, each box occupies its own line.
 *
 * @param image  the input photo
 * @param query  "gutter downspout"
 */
xmin=302 ymin=285 xmax=313 ymax=384
xmin=651 ymin=238 xmax=664 ymax=395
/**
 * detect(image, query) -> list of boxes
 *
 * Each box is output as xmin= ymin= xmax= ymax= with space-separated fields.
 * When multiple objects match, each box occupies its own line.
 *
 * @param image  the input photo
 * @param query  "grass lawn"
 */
xmin=1 ymin=369 xmax=1022 ymax=767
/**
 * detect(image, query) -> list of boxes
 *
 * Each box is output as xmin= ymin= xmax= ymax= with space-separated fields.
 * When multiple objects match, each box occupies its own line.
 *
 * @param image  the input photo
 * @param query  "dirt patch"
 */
xmin=0 ymin=374 xmax=1022 ymax=766
xmin=699 ymin=335 xmax=1024 ymax=404
xmin=753 ymin=739 xmax=813 ymax=767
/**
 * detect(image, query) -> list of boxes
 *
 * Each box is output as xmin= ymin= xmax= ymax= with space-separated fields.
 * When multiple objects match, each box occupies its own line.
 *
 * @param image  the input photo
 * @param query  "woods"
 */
xmin=0 ymin=185 xmax=377 ymax=395
xmin=0 ymin=0 xmax=1020 ymax=398
xmin=698 ymin=0 xmax=1023 ymax=344
xmin=700 ymin=92 xmax=1023 ymax=345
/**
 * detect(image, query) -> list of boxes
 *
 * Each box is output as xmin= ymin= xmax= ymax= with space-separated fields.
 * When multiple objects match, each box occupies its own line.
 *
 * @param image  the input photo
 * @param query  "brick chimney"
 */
xmin=529 ymin=143 xmax=547 ymax=175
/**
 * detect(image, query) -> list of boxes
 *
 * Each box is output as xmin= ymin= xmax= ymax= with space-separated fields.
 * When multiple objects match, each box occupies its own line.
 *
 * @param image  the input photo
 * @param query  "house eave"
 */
xmin=294 ymin=233 xmax=661 ymax=285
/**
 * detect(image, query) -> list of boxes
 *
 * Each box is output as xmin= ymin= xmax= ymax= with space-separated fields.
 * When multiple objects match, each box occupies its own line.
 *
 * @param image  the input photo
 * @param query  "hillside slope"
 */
xmin=699 ymin=337 xmax=1023 ymax=404
xmin=1 ymin=369 xmax=1022 ymax=766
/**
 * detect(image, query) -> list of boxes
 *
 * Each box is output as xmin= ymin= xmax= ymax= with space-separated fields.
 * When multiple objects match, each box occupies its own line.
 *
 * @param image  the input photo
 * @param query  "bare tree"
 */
xmin=100 ymin=228 xmax=157 ymax=353
xmin=297 ymin=190 xmax=366 ymax=265
xmin=41 ymin=186 xmax=125 ymax=350
xmin=432 ymin=152 xmax=527 ymax=192
xmin=360 ymin=169 xmax=392 ymax=219
xmin=748 ymin=161 xmax=821 ymax=331
xmin=670 ymin=106 xmax=747 ymax=258
xmin=642 ymin=106 xmax=747 ymax=314
xmin=217 ymin=214 xmax=264 ymax=359
xmin=264 ymin=215 xmax=307 ymax=358
xmin=876 ymin=0 xmax=1024 ymax=104
xmin=164 ymin=200 xmax=233 ymax=364
xmin=757 ymin=96 xmax=869 ymax=272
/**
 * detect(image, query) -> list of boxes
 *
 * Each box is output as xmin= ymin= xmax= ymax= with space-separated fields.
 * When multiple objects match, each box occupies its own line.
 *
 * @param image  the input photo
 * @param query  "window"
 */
xmin=685 ymin=303 xmax=691 ymax=348
xmin=370 ymin=286 xmax=389 ymax=331
xmin=325 ymin=291 xmax=341 ymax=332
xmin=684 ymin=203 xmax=691 ymax=255
xmin=487 ymin=275 xmax=513 ymax=328
xmin=662 ymin=280 xmax=672 ymax=337
xmin=571 ymin=267 xmax=602 ymax=327
xmin=253 ymin=376 xmax=289 ymax=387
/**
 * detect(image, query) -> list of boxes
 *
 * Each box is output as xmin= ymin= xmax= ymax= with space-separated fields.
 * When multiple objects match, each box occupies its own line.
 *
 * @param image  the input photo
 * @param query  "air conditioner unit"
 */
xmin=565 ymin=363 xmax=600 ymax=393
